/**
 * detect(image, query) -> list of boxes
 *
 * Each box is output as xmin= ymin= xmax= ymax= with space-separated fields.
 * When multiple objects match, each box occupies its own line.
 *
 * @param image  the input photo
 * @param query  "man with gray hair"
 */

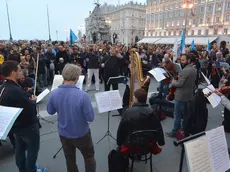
xmin=47 ymin=64 xmax=96 ymax=172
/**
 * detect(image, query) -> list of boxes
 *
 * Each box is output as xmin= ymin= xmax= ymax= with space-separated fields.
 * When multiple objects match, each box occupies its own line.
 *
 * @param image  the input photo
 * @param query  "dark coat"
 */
xmin=116 ymin=103 xmax=165 ymax=147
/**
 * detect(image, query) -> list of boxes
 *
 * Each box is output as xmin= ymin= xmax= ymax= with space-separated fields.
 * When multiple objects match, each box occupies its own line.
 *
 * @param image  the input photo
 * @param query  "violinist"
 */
xmin=158 ymin=54 xmax=177 ymax=98
xmin=165 ymin=54 xmax=197 ymax=138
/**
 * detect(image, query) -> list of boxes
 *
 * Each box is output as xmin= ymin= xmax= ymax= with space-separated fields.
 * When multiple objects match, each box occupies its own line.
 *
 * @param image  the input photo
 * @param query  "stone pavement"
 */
xmin=0 ymin=79 xmax=230 ymax=172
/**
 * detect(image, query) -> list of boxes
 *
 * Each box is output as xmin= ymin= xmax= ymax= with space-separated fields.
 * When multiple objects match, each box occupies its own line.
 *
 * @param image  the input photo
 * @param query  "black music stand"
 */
xmin=97 ymin=111 xmax=115 ymax=144
xmin=174 ymin=131 xmax=205 ymax=172
xmin=106 ymin=76 xmax=125 ymax=117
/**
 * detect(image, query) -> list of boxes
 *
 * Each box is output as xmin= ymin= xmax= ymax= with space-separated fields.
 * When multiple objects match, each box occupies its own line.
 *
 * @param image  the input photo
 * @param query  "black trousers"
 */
xmin=103 ymin=76 xmax=118 ymax=91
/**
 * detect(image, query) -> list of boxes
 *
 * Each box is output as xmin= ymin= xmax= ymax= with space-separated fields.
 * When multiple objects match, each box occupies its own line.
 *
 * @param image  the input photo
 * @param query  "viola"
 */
xmin=167 ymin=87 xmax=176 ymax=101
xmin=219 ymin=86 xmax=230 ymax=94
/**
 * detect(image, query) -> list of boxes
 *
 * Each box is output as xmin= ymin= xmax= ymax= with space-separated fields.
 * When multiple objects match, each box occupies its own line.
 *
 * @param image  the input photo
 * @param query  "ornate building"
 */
xmin=85 ymin=3 xmax=111 ymax=43
xmin=85 ymin=1 xmax=146 ymax=44
xmin=145 ymin=0 xmax=230 ymax=38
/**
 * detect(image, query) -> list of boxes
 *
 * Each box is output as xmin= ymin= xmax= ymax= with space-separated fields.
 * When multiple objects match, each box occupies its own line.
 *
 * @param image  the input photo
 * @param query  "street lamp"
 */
xmin=182 ymin=0 xmax=194 ymax=37
xmin=47 ymin=5 xmax=51 ymax=42
xmin=5 ymin=0 xmax=13 ymax=41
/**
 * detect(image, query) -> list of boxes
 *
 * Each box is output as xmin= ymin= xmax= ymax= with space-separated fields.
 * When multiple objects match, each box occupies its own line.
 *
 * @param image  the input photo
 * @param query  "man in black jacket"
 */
xmin=101 ymin=46 xmax=123 ymax=91
xmin=117 ymin=89 xmax=165 ymax=147
xmin=0 ymin=60 xmax=43 ymax=172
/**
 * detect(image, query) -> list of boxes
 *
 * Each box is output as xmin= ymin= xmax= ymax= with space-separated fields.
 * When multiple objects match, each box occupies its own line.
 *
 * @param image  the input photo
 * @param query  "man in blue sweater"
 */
xmin=47 ymin=64 xmax=96 ymax=172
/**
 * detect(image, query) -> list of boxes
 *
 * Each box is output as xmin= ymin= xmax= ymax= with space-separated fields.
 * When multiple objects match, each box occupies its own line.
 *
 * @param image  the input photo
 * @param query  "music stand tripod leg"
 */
xmin=97 ymin=111 xmax=115 ymax=144
xmin=179 ymin=145 xmax=185 ymax=172
xmin=53 ymin=146 xmax=63 ymax=159
xmin=37 ymin=105 xmax=54 ymax=124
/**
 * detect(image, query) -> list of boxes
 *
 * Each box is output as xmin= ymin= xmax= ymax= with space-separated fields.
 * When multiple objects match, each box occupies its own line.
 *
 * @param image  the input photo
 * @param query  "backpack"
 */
xmin=108 ymin=149 xmax=129 ymax=172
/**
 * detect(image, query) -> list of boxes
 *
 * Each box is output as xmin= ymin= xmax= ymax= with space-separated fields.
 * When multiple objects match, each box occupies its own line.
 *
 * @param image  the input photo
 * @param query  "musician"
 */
xmin=47 ymin=64 xmax=96 ymax=172
xmin=165 ymin=54 xmax=197 ymax=137
xmin=101 ymin=46 xmax=123 ymax=91
xmin=117 ymin=88 xmax=165 ymax=149
xmin=0 ymin=60 xmax=45 ymax=172
xmin=158 ymin=53 xmax=177 ymax=97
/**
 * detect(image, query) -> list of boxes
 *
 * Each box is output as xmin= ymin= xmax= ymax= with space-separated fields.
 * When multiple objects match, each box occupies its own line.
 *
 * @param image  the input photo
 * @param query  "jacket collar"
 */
xmin=4 ymin=79 xmax=20 ymax=87
xmin=132 ymin=103 xmax=149 ymax=107
xmin=58 ymin=84 xmax=79 ymax=89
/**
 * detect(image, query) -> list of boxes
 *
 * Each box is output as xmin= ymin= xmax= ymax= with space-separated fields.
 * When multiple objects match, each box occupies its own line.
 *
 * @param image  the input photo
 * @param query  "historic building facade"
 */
xmin=145 ymin=0 xmax=230 ymax=37
xmin=85 ymin=1 xmax=146 ymax=44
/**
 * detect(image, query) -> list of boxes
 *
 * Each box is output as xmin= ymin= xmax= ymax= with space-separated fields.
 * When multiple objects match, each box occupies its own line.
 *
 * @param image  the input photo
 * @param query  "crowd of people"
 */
xmin=0 ymin=39 xmax=230 ymax=172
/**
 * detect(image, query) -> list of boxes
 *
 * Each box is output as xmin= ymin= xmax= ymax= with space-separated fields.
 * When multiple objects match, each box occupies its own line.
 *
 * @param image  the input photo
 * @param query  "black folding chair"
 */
xmin=128 ymin=130 xmax=158 ymax=172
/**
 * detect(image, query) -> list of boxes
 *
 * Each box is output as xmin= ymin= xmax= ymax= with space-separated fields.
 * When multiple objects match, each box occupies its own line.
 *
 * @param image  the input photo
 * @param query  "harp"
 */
xmin=129 ymin=48 xmax=151 ymax=107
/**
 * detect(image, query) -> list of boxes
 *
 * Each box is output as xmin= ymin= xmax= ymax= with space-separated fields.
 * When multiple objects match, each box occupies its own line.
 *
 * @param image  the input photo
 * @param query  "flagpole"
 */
xmin=56 ymin=30 xmax=58 ymax=41
xmin=5 ymin=0 xmax=13 ymax=42
xmin=47 ymin=5 xmax=51 ymax=42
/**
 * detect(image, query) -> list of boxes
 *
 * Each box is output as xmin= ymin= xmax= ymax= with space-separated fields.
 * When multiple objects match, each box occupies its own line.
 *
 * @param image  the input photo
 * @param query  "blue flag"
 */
xmin=178 ymin=31 xmax=185 ymax=54
xmin=191 ymin=40 xmax=195 ymax=51
xmin=69 ymin=29 xmax=78 ymax=45
xmin=206 ymin=39 xmax=211 ymax=53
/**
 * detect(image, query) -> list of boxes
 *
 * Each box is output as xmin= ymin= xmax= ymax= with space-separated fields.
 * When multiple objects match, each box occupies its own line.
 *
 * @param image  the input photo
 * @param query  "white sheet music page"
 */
xmin=75 ymin=75 xmax=85 ymax=90
xmin=95 ymin=92 xmax=111 ymax=113
xmin=148 ymin=69 xmax=166 ymax=82
xmin=0 ymin=106 xmax=23 ymax=140
xmin=95 ymin=90 xmax=122 ymax=113
xmin=36 ymin=89 xmax=50 ymax=103
xmin=108 ymin=90 xmax=122 ymax=111
xmin=202 ymin=84 xmax=221 ymax=108
xmin=51 ymin=75 xmax=63 ymax=91
xmin=184 ymin=136 xmax=214 ymax=172
xmin=206 ymin=126 xmax=230 ymax=172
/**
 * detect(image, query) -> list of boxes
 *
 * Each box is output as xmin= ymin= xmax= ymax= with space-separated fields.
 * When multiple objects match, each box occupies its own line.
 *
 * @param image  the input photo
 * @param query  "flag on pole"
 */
xmin=206 ymin=39 xmax=211 ymax=53
xmin=191 ymin=39 xmax=195 ymax=51
xmin=178 ymin=31 xmax=185 ymax=54
xmin=69 ymin=29 xmax=78 ymax=45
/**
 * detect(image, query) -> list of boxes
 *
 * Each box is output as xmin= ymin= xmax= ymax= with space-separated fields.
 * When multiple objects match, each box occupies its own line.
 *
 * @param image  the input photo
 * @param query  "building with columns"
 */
xmin=144 ymin=0 xmax=230 ymax=43
xmin=85 ymin=1 xmax=146 ymax=44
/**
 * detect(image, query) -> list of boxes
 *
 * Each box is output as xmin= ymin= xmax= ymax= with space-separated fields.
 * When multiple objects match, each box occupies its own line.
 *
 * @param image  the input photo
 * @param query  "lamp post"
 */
xmin=56 ymin=30 xmax=58 ymax=41
xmin=47 ymin=5 xmax=51 ymax=42
xmin=182 ymin=0 xmax=194 ymax=37
xmin=5 ymin=0 xmax=13 ymax=41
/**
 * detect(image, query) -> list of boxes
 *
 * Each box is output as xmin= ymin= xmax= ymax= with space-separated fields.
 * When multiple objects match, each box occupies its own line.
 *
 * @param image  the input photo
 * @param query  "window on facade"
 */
xmin=191 ymin=30 xmax=194 ymax=35
xmin=198 ymin=30 xmax=201 ymax=35
xmin=155 ymin=32 xmax=158 ymax=36
xmin=216 ymin=4 xmax=221 ymax=11
xmin=177 ymin=20 xmax=180 ymax=26
xmin=224 ymin=29 xmax=228 ymax=35
xmin=200 ymin=18 xmax=203 ymax=24
xmin=172 ymin=21 xmax=174 ymax=26
xmin=159 ymin=32 xmax=162 ymax=36
xmin=169 ymin=31 xmax=171 ymax=36
xmin=164 ymin=32 xmax=166 ymax=36
xmin=205 ymin=29 xmax=209 ymax=35
xmin=225 ymin=15 xmax=230 ymax=22
xmin=208 ymin=5 xmax=212 ymax=12
xmin=214 ymin=29 xmax=218 ymax=35
xmin=201 ymin=6 xmax=204 ymax=13
xmin=207 ymin=18 xmax=211 ymax=23
xmin=216 ymin=17 xmax=220 ymax=23
xmin=193 ymin=19 xmax=196 ymax=25
xmin=228 ymin=2 xmax=230 ymax=8
xmin=174 ymin=31 xmax=177 ymax=36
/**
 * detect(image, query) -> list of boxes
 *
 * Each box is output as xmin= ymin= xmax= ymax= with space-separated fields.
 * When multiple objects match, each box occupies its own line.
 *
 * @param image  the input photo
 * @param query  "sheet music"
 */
xmin=185 ymin=136 xmax=214 ymax=172
xmin=51 ymin=75 xmax=63 ymax=91
xmin=36 ymin=89 xmax=50 ymax=103
xmin=206 ymin=126 xmax=230 ymax=172
xmin=201 ymin=72 xmax=211 ymax=85
xmin=202 ymin=84 xmax=220 ymax=108
xmin=95 ymin=90 xmax=122 ymax=113
xmin=52 ymin=75 xmax=85 ymax=91
xmin=0 ymin=106 xmax=22 ymax=140
xmin=75 ymin=75 xmax=85 ymax=90
xmin=148 ymin=69 xmax=166 ymax=82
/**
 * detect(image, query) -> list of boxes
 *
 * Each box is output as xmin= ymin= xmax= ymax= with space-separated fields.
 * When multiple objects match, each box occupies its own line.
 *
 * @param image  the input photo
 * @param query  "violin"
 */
xmin=167 ymin=75 xmax=178 ymax=101
xmin=219 ymin=86 xmax=230 ymax=94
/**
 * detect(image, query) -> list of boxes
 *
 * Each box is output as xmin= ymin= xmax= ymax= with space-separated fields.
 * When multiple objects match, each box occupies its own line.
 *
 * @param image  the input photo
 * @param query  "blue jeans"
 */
xmin=172 ymin=101 xmax=190 ymax=132
xmin=13 ymin=124 xmax=40 ymax=172
xmin=159 ymin=81 xmax=169 ymax=97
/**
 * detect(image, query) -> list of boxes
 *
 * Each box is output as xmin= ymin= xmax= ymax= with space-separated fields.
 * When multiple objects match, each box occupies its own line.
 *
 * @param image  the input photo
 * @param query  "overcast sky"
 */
xmin=0 ymin=0 xmax=145 ymax=41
